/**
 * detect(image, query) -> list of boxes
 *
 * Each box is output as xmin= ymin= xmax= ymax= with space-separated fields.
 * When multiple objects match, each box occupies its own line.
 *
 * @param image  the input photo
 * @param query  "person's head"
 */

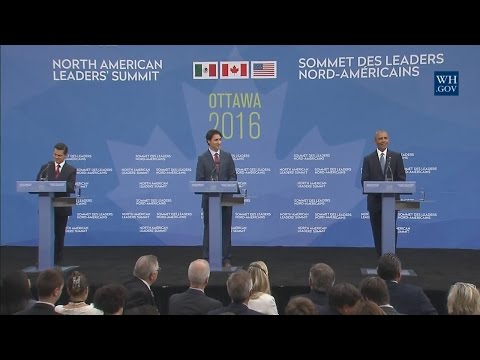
xmin=53 ymin=142 xmax=69 ymax=165
xmin=285 ymin=297 xmax=318 ymax=315
xmin=36 ymin=267 xmax=64 ymax=304
xmin=133 ymin=255 xmax=160 ymax=285
xmin=226 ymin=270 xmax=252 ymax=304
xmin=377 ymin=253 xmax=402 ymax=281
xmin=66 ymin=271 xmax=89 ymax=301
xmin=328 ymin=282 xmax=362 ymax=315
xmin=1 ymin=270 xmax=33 ymax=314
xmin=359 ymin=276 xmax=390 ymax=306
xmin=93 ymin=284 xmax=127 ymax=315
xmin=354 ymin=299 xmax=386 ymax=315
xmin=188 ymin=259 xmax=210 ymax=288
xmin=206 ymin=129 xmax=222 ymax=152
xmin=374 ymin=130 xmax=389 ymax=152
xmin=309 ymin=263 xmax=335 ymax=291
xmin=247 ymin=261 xmax=271 ymax=297
xmin=447 ymin=282 xmax=480 ymax=315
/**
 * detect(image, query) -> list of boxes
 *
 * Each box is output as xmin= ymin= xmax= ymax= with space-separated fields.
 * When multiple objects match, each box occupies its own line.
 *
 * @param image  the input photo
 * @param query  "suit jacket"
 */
xmin=36 ymin=161 xmax=77 ymax=217
xmin=195 ymin=149 xmax=237 ymax=209
xmin=15 ymin=302 xmax=61 ymax=315
xmin=123 ymin=277 xmax=158 ymax=312
xmin=361 ymin=150 xmax=406 ymax=212
xmin=293 ymin=289 xmax=329 ymax=306
xmin=386 ymin=281 xmax=438 ymax=315
xmin=207 ymin=302 xmax=263 ymax=315
xmin=168 ymin=288 xmax=223 ymax=315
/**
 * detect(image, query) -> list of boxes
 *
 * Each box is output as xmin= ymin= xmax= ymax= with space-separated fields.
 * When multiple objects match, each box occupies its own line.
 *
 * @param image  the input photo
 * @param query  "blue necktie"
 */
xmin=380 ymin=153 xmax=385 ymax=173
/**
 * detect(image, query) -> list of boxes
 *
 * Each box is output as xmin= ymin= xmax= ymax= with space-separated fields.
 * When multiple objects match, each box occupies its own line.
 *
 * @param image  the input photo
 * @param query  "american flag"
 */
xmin=251 ymin=61 xmax=277 ymax=78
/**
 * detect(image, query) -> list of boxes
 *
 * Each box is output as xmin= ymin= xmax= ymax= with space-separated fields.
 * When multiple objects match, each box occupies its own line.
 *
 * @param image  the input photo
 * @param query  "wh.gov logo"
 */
xmin=434 ymin=71 xmax=459 ymax=96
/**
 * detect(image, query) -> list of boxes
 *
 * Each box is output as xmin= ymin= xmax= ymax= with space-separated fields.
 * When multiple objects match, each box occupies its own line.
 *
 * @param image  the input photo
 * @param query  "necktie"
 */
xmin=55 ymin=164 xmax=61 ymax=178
xmin=380 ymin=153 xmax=385 ymax=173
xmin=214 ymin=152 xmax=220 ymax=172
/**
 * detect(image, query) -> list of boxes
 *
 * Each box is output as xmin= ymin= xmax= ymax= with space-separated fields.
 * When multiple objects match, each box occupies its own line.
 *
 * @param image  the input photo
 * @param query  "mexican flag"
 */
xmin=193 ymin=62 xmax=218 ymax=79
xmin=220 ymin=61 xmax=249 ymax=79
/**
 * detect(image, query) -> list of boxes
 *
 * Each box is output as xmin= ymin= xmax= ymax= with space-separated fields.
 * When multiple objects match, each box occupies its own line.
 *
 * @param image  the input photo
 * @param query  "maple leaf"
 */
xmin=230 ymin=65 xmax=239 ymax=74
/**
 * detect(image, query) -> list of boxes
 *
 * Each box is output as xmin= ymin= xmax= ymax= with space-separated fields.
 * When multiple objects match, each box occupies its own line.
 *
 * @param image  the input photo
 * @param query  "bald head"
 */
xmin=188 ymin=259 xmax=210 ymax=288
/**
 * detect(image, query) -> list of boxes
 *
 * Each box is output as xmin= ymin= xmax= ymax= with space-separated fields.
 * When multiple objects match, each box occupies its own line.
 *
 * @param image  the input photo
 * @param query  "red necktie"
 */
xmin=55 ymin=164 xmax=61 ymax=178
xmin=214 ymin=153 xmax=220 ymax=172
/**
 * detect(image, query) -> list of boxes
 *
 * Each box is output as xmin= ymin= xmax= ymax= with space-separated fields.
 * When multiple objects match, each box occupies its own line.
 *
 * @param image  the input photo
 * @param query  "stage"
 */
xmin=1 ymin=246 xmax=479 ymax=315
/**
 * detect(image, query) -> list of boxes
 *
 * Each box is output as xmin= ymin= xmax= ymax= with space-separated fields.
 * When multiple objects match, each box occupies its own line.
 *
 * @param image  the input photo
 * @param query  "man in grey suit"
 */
xmin=361 ymin=130 xmax=406 ymax=257
xmin=168 ymin=259 xmax=223 ymax=315
xmin=195 ymin=129 xmax=237 ymax=267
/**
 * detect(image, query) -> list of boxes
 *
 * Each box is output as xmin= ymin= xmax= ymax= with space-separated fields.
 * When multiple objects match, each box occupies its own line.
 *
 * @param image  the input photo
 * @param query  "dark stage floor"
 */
xmin=1 ymin=246 xmax=479 ymax=315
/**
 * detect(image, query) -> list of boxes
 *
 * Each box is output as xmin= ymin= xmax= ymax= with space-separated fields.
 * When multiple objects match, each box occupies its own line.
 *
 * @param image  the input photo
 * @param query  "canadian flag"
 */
xmin=220 ymin=61 xmax=249 ymax=79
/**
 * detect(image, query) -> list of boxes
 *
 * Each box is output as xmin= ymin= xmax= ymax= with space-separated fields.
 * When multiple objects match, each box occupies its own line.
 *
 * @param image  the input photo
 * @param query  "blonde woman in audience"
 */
xmin=55 ymin=271 xmax=103 ymax=315
xmin=447 ymin=282 xmax=480 ymax=315
xmin=247 ymin=261 xmax=278 ymax=315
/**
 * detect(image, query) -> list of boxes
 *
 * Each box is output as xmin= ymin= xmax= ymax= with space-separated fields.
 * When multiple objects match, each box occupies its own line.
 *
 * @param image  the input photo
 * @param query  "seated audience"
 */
xmin=359 ymin=276 xmax=402 ymax=315
xmin=15 ymin=268 xmax=64 ymax=315
xmin=285 ymin=297 xmax=318 ymax=315
xmin=294 ymin=263 xmax=335 ymax=306
xmin=55 ymin=271 xmax=102 ymax=315
xmin=168 ymin=259 xmax=222 ymax=315
xmin=447 ymin=282 xmax=480 ymax=315
xmin=354 ymin=299 xmax=386 ymax=315
xmin=247 ymin=261 xmax=278 ymax=315
xmin=1 ymin=270 xmax=36 ymax=315
xmin=377 ymin=253 xmax=437 ymax=315
xmin=208 ymin=270 xmax=263 ymax=315
xmin=318 ymin=282 xmax=361 ymax=315
xmin=93 ymin=284 xmax=127 ymax=315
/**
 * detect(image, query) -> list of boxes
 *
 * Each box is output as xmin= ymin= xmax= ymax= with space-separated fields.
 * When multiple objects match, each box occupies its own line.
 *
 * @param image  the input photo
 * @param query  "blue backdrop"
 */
xmin=2 ymin=45 xmax=479 ymax=249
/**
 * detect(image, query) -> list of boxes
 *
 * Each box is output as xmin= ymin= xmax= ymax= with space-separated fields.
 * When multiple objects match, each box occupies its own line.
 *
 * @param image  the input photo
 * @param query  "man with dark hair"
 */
xmin=36 ymin=142 xmax=77 ymax=265
xmin=361 ymin=130 xmax=406 ymax=257
xmin=195 ymin=129 xmax=237 ymax=268
xmin=377 ymin=253 xmax=438 ymax=315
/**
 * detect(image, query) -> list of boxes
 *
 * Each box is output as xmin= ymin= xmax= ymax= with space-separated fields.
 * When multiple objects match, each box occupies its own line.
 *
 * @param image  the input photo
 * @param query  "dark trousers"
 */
xmin=54 ymin=215 xmax=68 ymax=264
xmin=369 ymin=210 xmax=398 ymax=258
xmin=202 ymin=206 xmax=232 ymax=261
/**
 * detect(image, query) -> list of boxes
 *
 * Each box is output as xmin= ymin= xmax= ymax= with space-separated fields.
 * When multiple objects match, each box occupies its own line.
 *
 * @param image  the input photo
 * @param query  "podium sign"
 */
xmin=190 ymin=181 xmax=242 ymax=271
xmin=17 ymin=181 xmax=77 ymax=272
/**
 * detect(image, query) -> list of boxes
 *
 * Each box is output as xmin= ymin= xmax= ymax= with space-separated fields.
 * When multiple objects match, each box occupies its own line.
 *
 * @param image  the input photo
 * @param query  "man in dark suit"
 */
xmin=123 ymin=255 xmax=160 ymax=314
xmin=361 ymin=130 xmax=406 ymax=257
xmin=168 ymin=259 xmax=223 ymax=315
xmin=195 ymin=129 xmax=237 ymax=268
xmin=15 ymin=268 xmax=64 ymax=315
xmin=377 ymin=253 xmax=438 ymax=315
xmin=36 ymin=142 xmax=77 ymax=265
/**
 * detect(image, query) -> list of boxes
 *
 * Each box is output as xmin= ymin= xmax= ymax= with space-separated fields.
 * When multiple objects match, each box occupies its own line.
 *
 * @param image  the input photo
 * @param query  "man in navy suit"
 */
xmin=195 ymin=129 xmax=237 ymax=267
xmin=361 ymin=130 xmax=406 ymax=257
xmin=36 ymin=142 xmax=77 ymax=265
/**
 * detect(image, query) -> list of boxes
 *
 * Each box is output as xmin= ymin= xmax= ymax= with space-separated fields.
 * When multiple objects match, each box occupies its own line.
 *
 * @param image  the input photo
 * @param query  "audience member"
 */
xmin=354 ymin=299 xmax=386 ymax=315
xmin=318 ymin=282 xmax=361 ymax=315
xmin=1 ymin=270 xmax=36 ymax=315
xmin=247 ymin=261 xmax=278 ymax=315
xmin=294 ymin=263 xmax=335 ymax=306
xmin=123 ymin=254 xmax=160 ymax=314
xmin=93 ymin=284 xmax=127 ymax=315
xmin=168 ymin=259 xmax=222 ymax=315
xmin=285 ymin=296 xmax=318 ymax=315
xmin=447 ymin=282 xmax=480 ymax=315
xmin=15 ymin=268 xmax=64 ymax=315
xmin=377 ymin=253 xmax=437 ymax=315
xmin=124 ymin=304 xmax=160 ymax=315
xmin=55 ymin=271 xmax=102 ymax=315
xmin=359 ymin=276 xmax=402 ymax=315
xmin=208 ymin=270 xmax=263 ymax=315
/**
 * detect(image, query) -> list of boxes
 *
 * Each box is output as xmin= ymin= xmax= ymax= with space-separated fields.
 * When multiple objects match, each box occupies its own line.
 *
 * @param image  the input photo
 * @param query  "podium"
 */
xmin=190 ymin=181 xmax=244 ymax=271
xmin=16 ymin=181 xmax=79 ymax=273
xmin=361 ymin=181 xmax=418 ymax=276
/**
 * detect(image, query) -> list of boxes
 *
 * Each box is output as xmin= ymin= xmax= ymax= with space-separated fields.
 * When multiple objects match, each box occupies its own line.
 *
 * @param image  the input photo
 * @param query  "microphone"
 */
xmin=39 ymin=161 xmax=53 ymax=181
xmin=210 ymin=167 xmax=218 ymax=181
xmin=385 ymin=156 xmax=393 ymax=181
